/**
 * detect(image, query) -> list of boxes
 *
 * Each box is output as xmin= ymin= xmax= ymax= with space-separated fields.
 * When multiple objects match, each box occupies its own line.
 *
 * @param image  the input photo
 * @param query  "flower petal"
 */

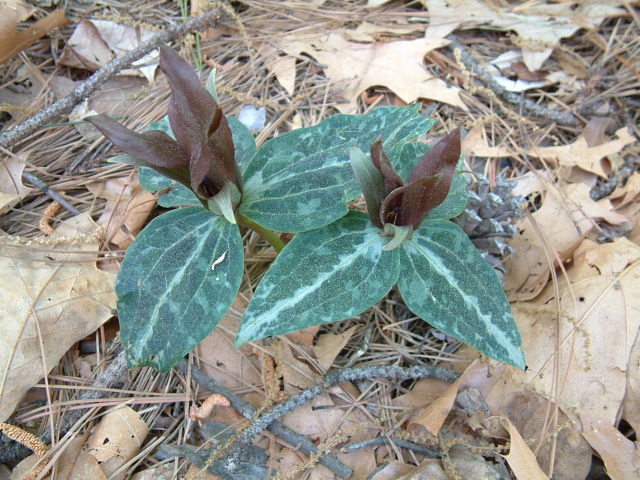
xmin=160 ymin=48 xmax=239 ymax=196
xmin=371 ymin=138 xmax=404 ymax=196
xmin=349 ymin=146 xmax=385 ymax=228
xmin=87 ymin=115 xmax=189 ymax=169
xmin=380 ymin=176 xmax=441 ymax=227
xmin=408 ymin=128 xmax=460 ymax=182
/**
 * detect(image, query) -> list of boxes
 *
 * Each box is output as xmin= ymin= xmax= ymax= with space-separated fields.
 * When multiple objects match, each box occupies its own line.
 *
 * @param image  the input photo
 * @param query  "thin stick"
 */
xmin=448 ymin=36 xmax=580 ymax=126
xmin=21 ymin=172 xmax=81 ymax=216
xmin=175 ymin=360 xmax=353 ymax=479
xmin=0 ymin=348 xmax=128 ymax=464
xmin=341 ymin=435 xmax=440 ymax=457
xmin=0 ymin=8 xmax=224 ymax=150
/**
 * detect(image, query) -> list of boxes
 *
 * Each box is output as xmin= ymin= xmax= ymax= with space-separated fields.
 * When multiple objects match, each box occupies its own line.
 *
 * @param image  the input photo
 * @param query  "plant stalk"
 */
xmin=236 ymin=213 xmax=286 ymax=252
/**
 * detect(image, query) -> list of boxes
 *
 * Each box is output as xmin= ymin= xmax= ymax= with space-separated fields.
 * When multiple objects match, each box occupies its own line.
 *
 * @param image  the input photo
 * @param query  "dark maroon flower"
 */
xmin=350 ymin=128 xmax=461 ymax=229
xmin=87 ymin=47 xmax=241 ymax=201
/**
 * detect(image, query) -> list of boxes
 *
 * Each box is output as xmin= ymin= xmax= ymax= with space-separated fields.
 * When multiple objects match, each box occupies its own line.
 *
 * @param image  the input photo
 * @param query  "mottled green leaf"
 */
xmin=236 ymin=211 xmax=399 ymax=345
xmin=117 ymin=207 xmax=243 ymax=370
xmin=397 ymin=220 xmax=524 ymax=368
xmin=239 ymin=106 xmax=432 ymax=232
xmin=138 ymin=116 xmax=255 ymax=208
xmin=138 ymin=167 xmax=199 ymax=207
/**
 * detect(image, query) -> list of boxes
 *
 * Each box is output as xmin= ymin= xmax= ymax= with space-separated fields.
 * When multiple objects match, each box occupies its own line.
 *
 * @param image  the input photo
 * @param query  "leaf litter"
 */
xmin=1 ymin=0 xmax=639 ymax=479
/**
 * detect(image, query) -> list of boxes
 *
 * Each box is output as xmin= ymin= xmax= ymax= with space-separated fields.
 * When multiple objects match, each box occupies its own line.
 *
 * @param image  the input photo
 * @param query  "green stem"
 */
xmin=237 ymin=213 xmax=286 ymax=253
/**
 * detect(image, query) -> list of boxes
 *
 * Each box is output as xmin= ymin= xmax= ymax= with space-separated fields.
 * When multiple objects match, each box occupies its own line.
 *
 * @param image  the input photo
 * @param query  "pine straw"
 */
xmin=1 ymin=0 xmax=639 ymax=478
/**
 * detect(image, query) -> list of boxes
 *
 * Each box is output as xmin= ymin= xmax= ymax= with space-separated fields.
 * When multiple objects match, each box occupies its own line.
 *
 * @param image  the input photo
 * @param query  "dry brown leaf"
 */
xmin=312 ymin=325 xmax=357 ymax=372
xmin=0 ymin=7 xmax=69 ymax=65
xmin=423 ymin=0 xmax=624 ymax=71
xmin=281 ymin=392 xmax=375 ymax=479
xmin=511 ymin=238 xmax=640 ymax=425
xmin=622 ymin=325 xmax=640 ymax=437
xmin=462 ymin=123 xmax=513 ymax=158
xmin=86 ymin=406 xmax=148 ymax=480
xmin=487 ymin=390 xmax=591 ymax=480
xmin=392 ymin=377 xmax=451 ymax=409
xmin=410 ymin=360 xmax=492 ymax=435
xmin=87 ymin=177 xmax=156 ymax=248
xmin=59 ymin=20 xmax=158 ymax=82
xmin=501 ymin=418 xmax=550 ymax=480
xmin=0 ymin=214 xmax=115 ymax=423
xmin=505 ymin=179 xmax=631 ymax=300
xmin=370 ymin=459 xmax=446 ymax=480
xmin=270 ymin=55 xmax=296 ymax=96
xmin=0 ymin=154 xmax=31 ymax=214
xmin=266 ymin=340 xmax=315 ymax=394
xmin=196 ymin=293 xmax=262 ymax=391
xmin=529 ymin=127 xmax=635 ymax=178
xmin=345 ymin=21 xmax=425 ymax=42
xmin=131 ymin=464 xmax=177 ymax=480
xmin=611 ymin=172 xmax=640 ymax=208
xmin=278 ymin=31 xmax=466 ymax=113
xmin=580 ymin=416 xmax=640 ymax=480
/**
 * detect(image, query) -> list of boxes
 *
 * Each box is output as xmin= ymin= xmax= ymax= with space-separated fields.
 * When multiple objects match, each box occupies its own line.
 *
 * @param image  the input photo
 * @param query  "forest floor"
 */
xmin=0 ymin=1 xmax=639 ymax=479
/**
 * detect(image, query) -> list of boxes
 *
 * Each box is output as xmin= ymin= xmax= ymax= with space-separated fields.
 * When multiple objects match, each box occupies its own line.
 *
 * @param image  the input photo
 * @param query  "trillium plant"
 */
xmin=89 ymin=47 xmax=525 ymax=371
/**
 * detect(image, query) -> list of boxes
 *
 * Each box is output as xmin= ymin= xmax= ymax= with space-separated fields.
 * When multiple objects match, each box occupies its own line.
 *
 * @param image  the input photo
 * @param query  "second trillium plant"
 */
xmin=90 ymin=47 xmax=525 ymax=371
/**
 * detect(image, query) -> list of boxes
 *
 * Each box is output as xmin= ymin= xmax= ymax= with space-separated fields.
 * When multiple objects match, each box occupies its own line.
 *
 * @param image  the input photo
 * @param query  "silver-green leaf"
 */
xmin=117 ymin=207 xmax=244 ymax=370
xmin=236 ymin=211 xmax=400 ymax=345
xmin=397 ymin=220 xmax=525 ymax=369
xmin=238 ymin=106 xmax=433 ymax=233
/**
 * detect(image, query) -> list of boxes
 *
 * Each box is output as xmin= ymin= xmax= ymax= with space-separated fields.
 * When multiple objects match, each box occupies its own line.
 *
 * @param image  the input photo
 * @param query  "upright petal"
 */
xmin=371 ymin=138 xmax=404 ymax=195
xmin=349 ymin=146 xmax=385 ymax=228
xmin=408 ymin=128 xmax=460 ymax=182
xmin=380 ymin=176 xmax=441 ymax=227
xmin=160 ymin=48 xmax=240 ymax=196
xmin=87 ymin=115 xmax=188 ymax=169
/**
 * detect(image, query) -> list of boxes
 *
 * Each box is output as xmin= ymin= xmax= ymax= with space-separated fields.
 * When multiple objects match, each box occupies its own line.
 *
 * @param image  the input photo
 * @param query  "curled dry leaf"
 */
xmin=424 ymin=0 xmax=624 ymax=71
xmin=59 ymin=19 xmax=158 ymax=82
xmin=580 ymin=416 xmax=640 ymax=480
xmin=0 ymin=214 xmax=115 ymax=423
xmin=0 ymin=154 xmax=31 ymax=214
xmin=86 ymin=406 xmax=149 ymax=480
xmin=0 ymin=7 xmax=69 ymax=65
xmin=512 ymin=238 xmax=640 ymax=426
xmin=278 ymin=31 xmax=466 ymax=113
xmin=529 ymin=127 xmax=635 ymax=178
xmin=505 ymin=178 xmax=631 ymax=300
xmin=501 ymin=418 xmax=550 ymax=480
xmin=87 ymin=177 xmax=157 ymax=249
xmin=312 ymin=325 xmax=357 ymax=372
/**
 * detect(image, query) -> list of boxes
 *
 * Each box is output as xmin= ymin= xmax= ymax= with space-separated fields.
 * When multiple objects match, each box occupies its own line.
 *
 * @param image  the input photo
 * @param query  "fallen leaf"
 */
xmin=87 ymin=177 xmax=157 ymax=248
xmin=86 ymin=406 xmax=149 ymax=480
xmin=423 ymin=0 xmax=624 ymax=71
xmin=59 ymin=20 xmax=159 ymax=82
xmin=505 ymin=179 xmax=631 ymax=300
xmin=282 ymin=392 xmax=375 ymax=480
xmin=278 ymin=31 xmax=466 ymax=113
xmin=611 ymin=172 xmax=640 ymax=208
xmin=501 ymin=418 xmax=550 ymax=480
xmin=0 ymin=8 xmax=69 ymax=64
xmin=0 ymin=214 xmax=116 ymax=423
xmin=410 ymin=360 xmax=492 ymax=435
xmin=513 ymin=238 xmax=640 ymax=425
xmin=312 ymin=325 xmax=357 ymax=372
xmin=270 ymin=55 xmax=296 ymax=96
xmin=196 ymin=292 xmax=262 ymax=391
xmin=345 ymin=21 xmax=425 ymax=42
xmin=131 ymin=464 xmax=177 ymax=480
xmin=393 ymin=377 xmax=451 ymax=409
xmin=622 ymin=326 xmax=640 ymax=437
xmin=462 ymin=123 xmax=513 ymax=158
xmin=580 ymin=416 xmax=640 ymax=480
xmin=265 ymin=340 xmax=315 ymax=394
xmin=0 ymin=154 xmax=31 ymax=214
xmin=489 ymin=390 xmax=592 ymax=480
xmin=529 ymin=127 xmax=636 ymax=178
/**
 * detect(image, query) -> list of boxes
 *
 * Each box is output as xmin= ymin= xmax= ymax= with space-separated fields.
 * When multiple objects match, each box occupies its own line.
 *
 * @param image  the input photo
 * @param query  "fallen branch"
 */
xmin=0 ymin=7 xmax=224 ymax=150
xmin=448 ymin=36 xmax=580 ymax=126
xmin=0 ymin=348 xmax=128 ymax=464
xmin=175 ymin=360 xmax=353 ymax=479
xmin=341 ymin=435 xmax=440 ymax=458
